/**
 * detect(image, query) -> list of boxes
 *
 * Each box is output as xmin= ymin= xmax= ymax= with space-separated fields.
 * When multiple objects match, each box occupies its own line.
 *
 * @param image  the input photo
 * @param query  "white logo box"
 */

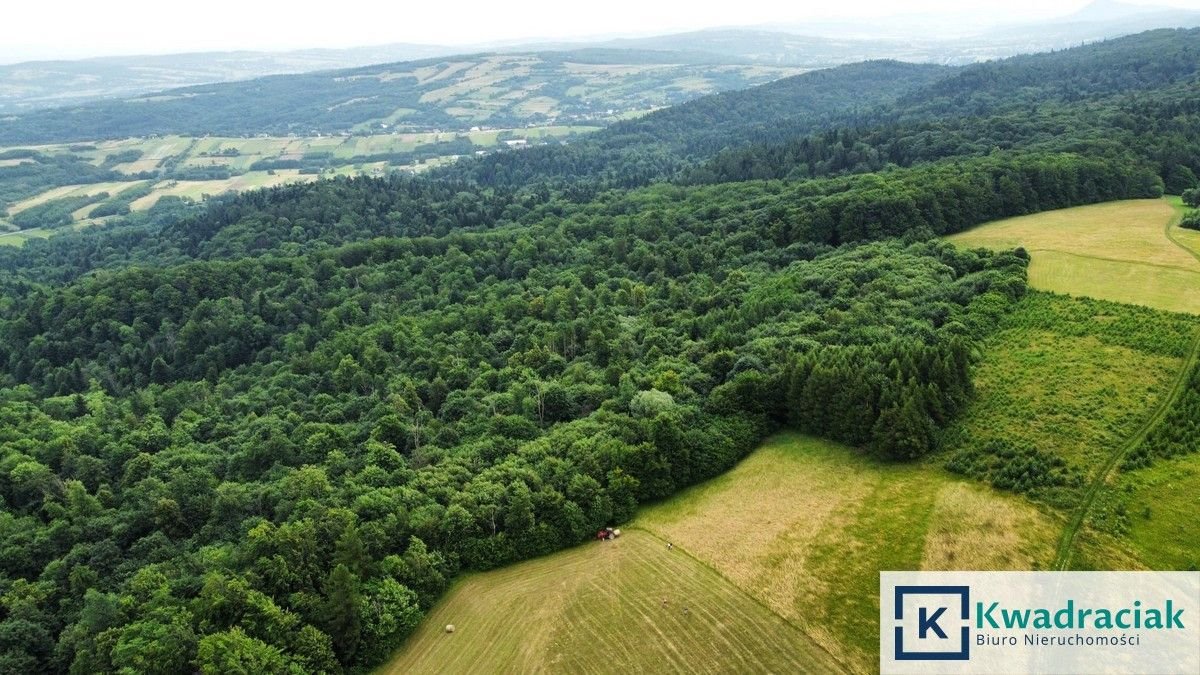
xmin=881 ymin=571 xmax=1200 ymax=675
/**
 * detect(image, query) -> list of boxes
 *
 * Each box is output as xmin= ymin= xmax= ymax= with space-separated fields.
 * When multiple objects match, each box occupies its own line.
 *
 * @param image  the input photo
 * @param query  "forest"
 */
xmin=0 ymin=27 xmax=1197 ymax=675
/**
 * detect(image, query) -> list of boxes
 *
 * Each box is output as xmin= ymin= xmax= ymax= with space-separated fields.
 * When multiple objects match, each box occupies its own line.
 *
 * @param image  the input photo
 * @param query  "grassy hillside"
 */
xmin=942 ymin=291 xmax=1194 ymax=500
xmin=386 ymin=434 xmax=1062 ymax=674
xmin=381 ymin=528 xmax=842 ymax=674
xmin=1106 ymin=452 xmax=1200 ymax=570
xmin=635 ymin=435 xmax=1062 ymax=673
xmin=948 ymin=199 xmax=1200 ymax=314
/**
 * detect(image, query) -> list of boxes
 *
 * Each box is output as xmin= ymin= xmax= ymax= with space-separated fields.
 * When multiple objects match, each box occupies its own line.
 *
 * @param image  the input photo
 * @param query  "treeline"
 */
xmin=684 ymin=84 xmax=1200 ymax=191
xmin=747 ymin=152 xmax=1162 ymax=245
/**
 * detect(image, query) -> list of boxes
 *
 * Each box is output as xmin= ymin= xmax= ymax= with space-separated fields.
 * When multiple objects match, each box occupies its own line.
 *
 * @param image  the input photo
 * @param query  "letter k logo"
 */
xmin=919 ymin=606 xmax=948 ymax=639
xmin=892 ymin=584 xmax=970 ymax=661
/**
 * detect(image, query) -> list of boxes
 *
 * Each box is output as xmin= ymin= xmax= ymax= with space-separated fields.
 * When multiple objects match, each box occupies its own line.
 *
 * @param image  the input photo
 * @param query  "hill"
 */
xmin=0 ymin=50 xmax=804 ymax=145
xmin=0 ymin=44 xmax=456 ymax=112
xmin=438 ymin=59 xmax=948 ymax=189
xmin=6 ymin=28 xmax=1196 ymax=240
xmin=442 ymin=28 xmax=1200 ymax=190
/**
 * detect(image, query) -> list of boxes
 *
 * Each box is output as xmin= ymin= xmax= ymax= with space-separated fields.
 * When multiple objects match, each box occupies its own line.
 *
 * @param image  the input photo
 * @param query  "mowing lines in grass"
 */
xmin=382 ymin=529 xmax=840 ymax=674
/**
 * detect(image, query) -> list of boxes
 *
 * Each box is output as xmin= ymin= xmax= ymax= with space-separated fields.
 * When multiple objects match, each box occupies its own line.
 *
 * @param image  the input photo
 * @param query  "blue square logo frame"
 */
xmin=894 ymin=585 xmax=970 ymax=661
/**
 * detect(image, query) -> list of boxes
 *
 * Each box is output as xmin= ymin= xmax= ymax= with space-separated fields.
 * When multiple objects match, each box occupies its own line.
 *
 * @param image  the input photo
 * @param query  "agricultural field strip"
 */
xmin=1052 ymin=202 xmax=1200 ymax=570
xmin=0 ymin=124 xmax=600 ymax=227
xmin=382 ymin=528 xmax=840 ymax=674
xmin=626 ymin=525 xmax=850 ymax=672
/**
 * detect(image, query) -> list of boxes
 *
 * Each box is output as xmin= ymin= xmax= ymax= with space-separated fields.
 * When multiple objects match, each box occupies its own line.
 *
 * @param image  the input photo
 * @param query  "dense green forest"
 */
xmin=0 ymin=215 xmax=1028 ymax=672
xmin=0 ymin=28 xmax=1198 ymax=674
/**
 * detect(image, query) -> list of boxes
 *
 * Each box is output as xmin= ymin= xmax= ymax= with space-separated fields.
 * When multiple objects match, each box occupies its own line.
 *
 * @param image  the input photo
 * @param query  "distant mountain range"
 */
xmin=0 ymin=0 xmax=1196 ymax=112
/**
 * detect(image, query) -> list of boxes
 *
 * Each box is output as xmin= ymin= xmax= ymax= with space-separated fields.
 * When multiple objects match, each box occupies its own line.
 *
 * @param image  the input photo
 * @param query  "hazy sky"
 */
xmin=4 ymin=0 xmax=1199 ymax=61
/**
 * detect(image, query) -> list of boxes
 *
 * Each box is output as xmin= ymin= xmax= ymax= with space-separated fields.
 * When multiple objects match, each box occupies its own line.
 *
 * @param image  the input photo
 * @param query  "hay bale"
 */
xmin=445 ymin=624 xmax=456 ymax=634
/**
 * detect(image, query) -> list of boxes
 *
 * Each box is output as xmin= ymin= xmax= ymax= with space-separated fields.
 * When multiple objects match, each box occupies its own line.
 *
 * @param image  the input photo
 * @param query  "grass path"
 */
xmin=1052 ymin=330 xmax=1200 ymax=570
xmin=1052 ymin=200 xmax=1200 ymax=570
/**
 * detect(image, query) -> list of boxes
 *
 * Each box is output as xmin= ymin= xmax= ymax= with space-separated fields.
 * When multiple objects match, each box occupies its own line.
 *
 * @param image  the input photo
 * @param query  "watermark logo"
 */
xmin=881 ymin=572 xmax=1200 ymax=675
xmin=893 ymin=585 xmax=970 ymax=661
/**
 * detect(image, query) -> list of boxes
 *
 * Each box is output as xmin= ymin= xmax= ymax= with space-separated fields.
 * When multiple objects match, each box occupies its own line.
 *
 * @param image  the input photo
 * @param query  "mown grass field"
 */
xmin=948 ymin=199 xmax=1200 ymax=314
xmin=635 ymin=434 xmax=1061 ymax=673
xmin=385 ymin=434 xmax=1064 ymax=675
xmin=381 ymin=527 xmax=842 ymax=675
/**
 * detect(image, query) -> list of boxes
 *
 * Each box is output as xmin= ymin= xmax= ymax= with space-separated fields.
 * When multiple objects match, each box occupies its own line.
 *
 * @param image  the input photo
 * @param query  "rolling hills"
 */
xmin=0 ymin=50 xmax=804 ymax=144
xmin=0 ymin=26 xmax=1199 ymax=675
